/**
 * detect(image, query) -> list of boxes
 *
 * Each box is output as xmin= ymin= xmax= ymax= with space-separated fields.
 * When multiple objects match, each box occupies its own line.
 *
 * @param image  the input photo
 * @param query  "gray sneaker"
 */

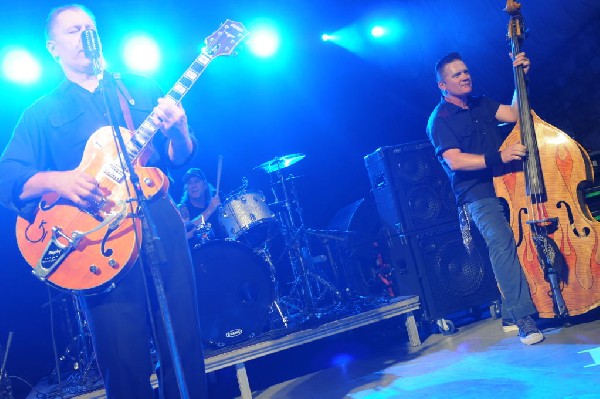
xmin=516 ymin=316 xmax=544 ymax=345
xmin=502 ymin=319 xmax=518 ymax=333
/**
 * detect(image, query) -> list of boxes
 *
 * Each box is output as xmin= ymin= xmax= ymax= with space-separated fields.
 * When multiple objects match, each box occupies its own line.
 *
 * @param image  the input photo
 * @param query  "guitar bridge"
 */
xmin=33 ymin=227 xmax=82 ymax=280
xmin=33 ymin=204 xmax=130 ymax=281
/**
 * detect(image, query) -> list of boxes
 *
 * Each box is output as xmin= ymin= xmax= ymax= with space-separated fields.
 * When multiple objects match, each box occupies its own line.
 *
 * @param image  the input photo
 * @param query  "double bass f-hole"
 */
xmin=557 ymin=200 xmax=591 ymax=238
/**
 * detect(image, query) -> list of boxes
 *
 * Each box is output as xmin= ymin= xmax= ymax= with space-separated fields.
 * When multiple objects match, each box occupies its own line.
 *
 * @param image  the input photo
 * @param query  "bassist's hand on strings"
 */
xmin=511 ymin=51 xmax=531 ymax=74
xmin=499 ymin=52 xmax=532 ymax=123
xmin=500 ymin=143 xmax=527 ymax=163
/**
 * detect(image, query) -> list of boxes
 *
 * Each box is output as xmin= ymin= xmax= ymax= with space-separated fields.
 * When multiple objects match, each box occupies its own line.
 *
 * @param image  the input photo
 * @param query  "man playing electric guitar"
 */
xmin=0 ymin=5 xmax=208 ymax=398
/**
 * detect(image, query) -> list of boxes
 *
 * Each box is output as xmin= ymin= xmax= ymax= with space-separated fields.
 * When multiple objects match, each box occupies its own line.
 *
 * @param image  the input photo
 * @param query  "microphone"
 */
xmin=81 ymin=29 xmax=103 ymax=76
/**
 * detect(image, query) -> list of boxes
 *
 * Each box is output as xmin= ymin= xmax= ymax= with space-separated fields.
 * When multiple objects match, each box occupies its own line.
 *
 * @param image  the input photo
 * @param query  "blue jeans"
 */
xmin=466 ymin=197 xmax=538 ymax=321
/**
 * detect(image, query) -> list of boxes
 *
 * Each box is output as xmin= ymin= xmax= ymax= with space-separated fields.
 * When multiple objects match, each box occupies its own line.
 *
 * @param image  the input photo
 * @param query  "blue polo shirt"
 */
xmin=427 ymin=95 xmax=506 ymax=205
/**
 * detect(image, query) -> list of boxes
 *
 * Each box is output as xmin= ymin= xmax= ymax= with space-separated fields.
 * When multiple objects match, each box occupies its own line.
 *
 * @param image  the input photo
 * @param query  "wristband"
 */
xmin=484 ymin=151 xmax=503 ymax=168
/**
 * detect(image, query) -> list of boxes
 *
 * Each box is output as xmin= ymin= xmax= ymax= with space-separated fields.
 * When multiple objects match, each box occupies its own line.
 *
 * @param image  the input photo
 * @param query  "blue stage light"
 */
xmin=122 ymin=35 xmax=161 ymax=73
xmin=247 ymin=26 xmax=280 ymax=58
xmin=1 ymin=48 xmax=41 ymax=84
xmin=371 ymin=25 xmax=386 ymax=38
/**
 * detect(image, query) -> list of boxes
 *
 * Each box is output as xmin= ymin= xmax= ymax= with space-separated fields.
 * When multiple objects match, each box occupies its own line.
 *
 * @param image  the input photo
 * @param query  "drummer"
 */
xmin=178 ymin=168 xmax=224 ymax=246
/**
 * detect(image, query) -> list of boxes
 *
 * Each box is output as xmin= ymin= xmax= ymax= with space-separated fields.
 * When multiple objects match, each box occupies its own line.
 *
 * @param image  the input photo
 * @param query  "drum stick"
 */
xmin=215 ymin=155 xmax=224 ymax=197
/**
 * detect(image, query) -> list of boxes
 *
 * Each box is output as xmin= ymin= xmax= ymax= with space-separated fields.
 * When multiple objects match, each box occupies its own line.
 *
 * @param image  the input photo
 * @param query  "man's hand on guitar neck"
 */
xmin=152 ymin=97 xmax=194 ymax=165
xmin=20 ymin=170 xmax=103 ymax=208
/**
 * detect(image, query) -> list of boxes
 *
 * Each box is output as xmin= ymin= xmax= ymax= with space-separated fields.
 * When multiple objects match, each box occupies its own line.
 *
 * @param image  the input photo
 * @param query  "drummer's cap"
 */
xmin=183 ymin=168 xmax=207 ymax=183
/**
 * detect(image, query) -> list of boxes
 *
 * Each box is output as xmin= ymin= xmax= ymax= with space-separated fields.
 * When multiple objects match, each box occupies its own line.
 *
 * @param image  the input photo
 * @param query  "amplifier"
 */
xmin=364 ymin=140 xmax=457 ymax=235
xmin=387 ymin=222 xmax=500 ymax=321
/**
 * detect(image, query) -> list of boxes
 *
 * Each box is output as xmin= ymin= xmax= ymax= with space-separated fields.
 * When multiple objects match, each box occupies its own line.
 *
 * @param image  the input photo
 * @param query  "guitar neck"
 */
xmin=102 ymin=19 xmax=248 ymax=182
xmin=126 ymin=53 xmax=214 ymax=162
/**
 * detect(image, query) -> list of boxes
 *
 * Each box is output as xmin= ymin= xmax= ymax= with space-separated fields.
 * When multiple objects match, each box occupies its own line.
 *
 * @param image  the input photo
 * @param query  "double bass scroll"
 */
xmin=492 ymin=0 xmax=600 ymax=318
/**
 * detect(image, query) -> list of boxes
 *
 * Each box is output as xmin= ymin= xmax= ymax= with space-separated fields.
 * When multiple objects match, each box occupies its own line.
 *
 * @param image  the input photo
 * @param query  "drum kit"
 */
xmin=192 ymin=153 xmax=347 ymax=348
xmin=33 ymin=152 xmax=383 ymax=396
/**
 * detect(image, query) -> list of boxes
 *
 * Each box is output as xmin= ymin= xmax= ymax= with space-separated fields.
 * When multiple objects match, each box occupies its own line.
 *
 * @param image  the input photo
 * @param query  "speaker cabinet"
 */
xmin=388 ymin=222 xmax=500 ymax=321
xmin=364 ymin=140 xmax=457 ymax=235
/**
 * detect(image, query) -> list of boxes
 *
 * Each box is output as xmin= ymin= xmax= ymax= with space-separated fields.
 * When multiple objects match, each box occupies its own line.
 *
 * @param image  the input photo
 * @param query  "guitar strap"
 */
xmin=112 ymin=73 xmax=136 ymax=132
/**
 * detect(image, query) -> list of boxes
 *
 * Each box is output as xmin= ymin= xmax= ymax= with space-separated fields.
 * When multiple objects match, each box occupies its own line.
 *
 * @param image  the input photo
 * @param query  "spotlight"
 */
xmin=122 ymin=35 xmax=161 ymax=73
xmin=371 ymin=25 xmax=386 ymax=38
xmin=1 ymin=48 xmax=41 ymax=84
xmin=247 ymin=27 xmax=280 ymax=58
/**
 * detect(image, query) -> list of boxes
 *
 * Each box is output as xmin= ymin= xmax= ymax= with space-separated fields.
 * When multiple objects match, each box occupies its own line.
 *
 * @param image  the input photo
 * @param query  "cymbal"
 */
xmin=255 ymin=153 xmax=306 ymax=173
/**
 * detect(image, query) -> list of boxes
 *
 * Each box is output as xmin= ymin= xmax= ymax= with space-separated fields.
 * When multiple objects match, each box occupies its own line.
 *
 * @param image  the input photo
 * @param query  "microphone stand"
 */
xmin=95 ymin=70 xmax=190 ymax=398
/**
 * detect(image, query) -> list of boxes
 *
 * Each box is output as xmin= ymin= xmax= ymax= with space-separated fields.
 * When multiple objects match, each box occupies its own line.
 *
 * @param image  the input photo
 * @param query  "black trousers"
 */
xmin=81 ymin=196 xmax=207 ymax=399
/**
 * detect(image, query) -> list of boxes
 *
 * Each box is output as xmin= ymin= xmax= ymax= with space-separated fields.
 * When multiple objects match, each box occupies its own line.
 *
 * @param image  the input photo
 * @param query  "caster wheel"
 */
xmin=490 ymin=301 xmax=501 ymax=319
xmin=436 ymin=319 xmax=456 ymax=335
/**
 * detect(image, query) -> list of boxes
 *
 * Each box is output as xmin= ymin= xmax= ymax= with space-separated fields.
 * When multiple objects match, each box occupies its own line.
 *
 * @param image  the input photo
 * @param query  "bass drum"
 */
xmin=192 ymin=240 xmax=273 ymax=347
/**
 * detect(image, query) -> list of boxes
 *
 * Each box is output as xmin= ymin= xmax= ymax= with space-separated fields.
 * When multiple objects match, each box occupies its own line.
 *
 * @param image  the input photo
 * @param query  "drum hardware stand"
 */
xmin=66 ymin=296 xmax=98 ymax=387
xmin=268 ymin=168 xmax=315 ymax=315
xmin=306 ymin=229 xmax=353 ymax=299
xmin=254 ymin=243 xmax=288 ymax=328
xmin=253 ymin=154 xmax=340 ymax=320
xmin=0 ymin=333 xmax=14 ymax=399
xmin=280 ymin=241 xmax=341 ymax=320
xmin=49 ymin=296 xmax=100 ymax=392
xmin=269 ymin=168 xmax=341 ymax=319
xmin=226 ymin=177 xmax=249 ymax=200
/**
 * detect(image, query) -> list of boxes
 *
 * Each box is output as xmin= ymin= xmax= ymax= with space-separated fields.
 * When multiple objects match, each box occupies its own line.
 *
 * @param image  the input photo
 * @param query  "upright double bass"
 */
xmin=493 ymin=0 xmax=600 ymax=318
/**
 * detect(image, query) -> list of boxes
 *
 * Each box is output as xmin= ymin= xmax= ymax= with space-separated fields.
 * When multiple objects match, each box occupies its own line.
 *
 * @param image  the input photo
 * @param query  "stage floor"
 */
xmin=26 ymin=304 xmax=600 ymax=398
xmin=240 ymin=311 xmax=600 ymax=399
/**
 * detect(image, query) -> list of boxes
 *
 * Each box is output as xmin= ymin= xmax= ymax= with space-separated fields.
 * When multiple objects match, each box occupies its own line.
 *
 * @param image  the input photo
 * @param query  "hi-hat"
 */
xmin=255 ymin=153 xmax=306 ymax=173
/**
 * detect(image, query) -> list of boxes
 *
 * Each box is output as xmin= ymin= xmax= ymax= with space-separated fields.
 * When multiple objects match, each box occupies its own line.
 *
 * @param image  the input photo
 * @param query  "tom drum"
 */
xmin=218 ymin=191 xmax=276 ymax=247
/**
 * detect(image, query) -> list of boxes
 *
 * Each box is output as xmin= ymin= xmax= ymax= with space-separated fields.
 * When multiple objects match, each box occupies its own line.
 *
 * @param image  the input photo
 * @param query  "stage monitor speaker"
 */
xmin=388 ymin=222 xmax=500 ymax=321
xmin=364 ymin=140 xmax=457 ymax=235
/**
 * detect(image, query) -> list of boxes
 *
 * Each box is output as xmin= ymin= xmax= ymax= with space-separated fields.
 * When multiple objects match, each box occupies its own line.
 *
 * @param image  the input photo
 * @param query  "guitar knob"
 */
xmin=108 ymin=259 xmax=119 ymax=269
xmin=143 ymin=177 xmax=154 ymax=187
xmin=89 ymin=265 xmax=101 ymax=275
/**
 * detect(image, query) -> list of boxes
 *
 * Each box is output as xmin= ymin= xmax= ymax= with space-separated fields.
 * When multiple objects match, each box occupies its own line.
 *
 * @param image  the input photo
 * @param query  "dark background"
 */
xmin=1 ymin=1 xmax=599 ymax=397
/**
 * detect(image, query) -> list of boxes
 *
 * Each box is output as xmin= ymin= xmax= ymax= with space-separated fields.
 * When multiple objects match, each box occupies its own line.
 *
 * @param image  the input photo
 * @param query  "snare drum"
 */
xmin=192 ymin=240 xmax=273 ymax=347
xmin=219 ymin=191 xmax=276 ymax=246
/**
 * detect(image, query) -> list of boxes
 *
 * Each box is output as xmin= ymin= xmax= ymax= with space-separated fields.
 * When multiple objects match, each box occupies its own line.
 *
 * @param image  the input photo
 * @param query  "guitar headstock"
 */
xmin=203 ymin=19 xmax=249 ymax=59
xmin=504 ymin=0 xmax=527 ymax=42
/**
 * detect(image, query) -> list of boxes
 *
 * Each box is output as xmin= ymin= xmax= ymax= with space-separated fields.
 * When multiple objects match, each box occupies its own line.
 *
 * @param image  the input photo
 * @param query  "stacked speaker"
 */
xmin=364 ymin=140 xmax=499 ymax=321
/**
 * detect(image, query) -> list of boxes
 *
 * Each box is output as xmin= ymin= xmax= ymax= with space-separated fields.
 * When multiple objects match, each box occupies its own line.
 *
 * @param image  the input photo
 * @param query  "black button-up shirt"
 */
xmin=0 ymin=73 xmax=193 ymax=216
xmin=427 ymin=95 xmax=507 ymax=205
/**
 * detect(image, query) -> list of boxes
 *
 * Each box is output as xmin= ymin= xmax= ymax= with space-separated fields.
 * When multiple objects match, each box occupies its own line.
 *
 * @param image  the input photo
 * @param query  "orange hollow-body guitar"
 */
xmin=16 ymin=130 xmax=167 ymax=293
xmin=15 ymin=20 xmax=249 ymax=294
